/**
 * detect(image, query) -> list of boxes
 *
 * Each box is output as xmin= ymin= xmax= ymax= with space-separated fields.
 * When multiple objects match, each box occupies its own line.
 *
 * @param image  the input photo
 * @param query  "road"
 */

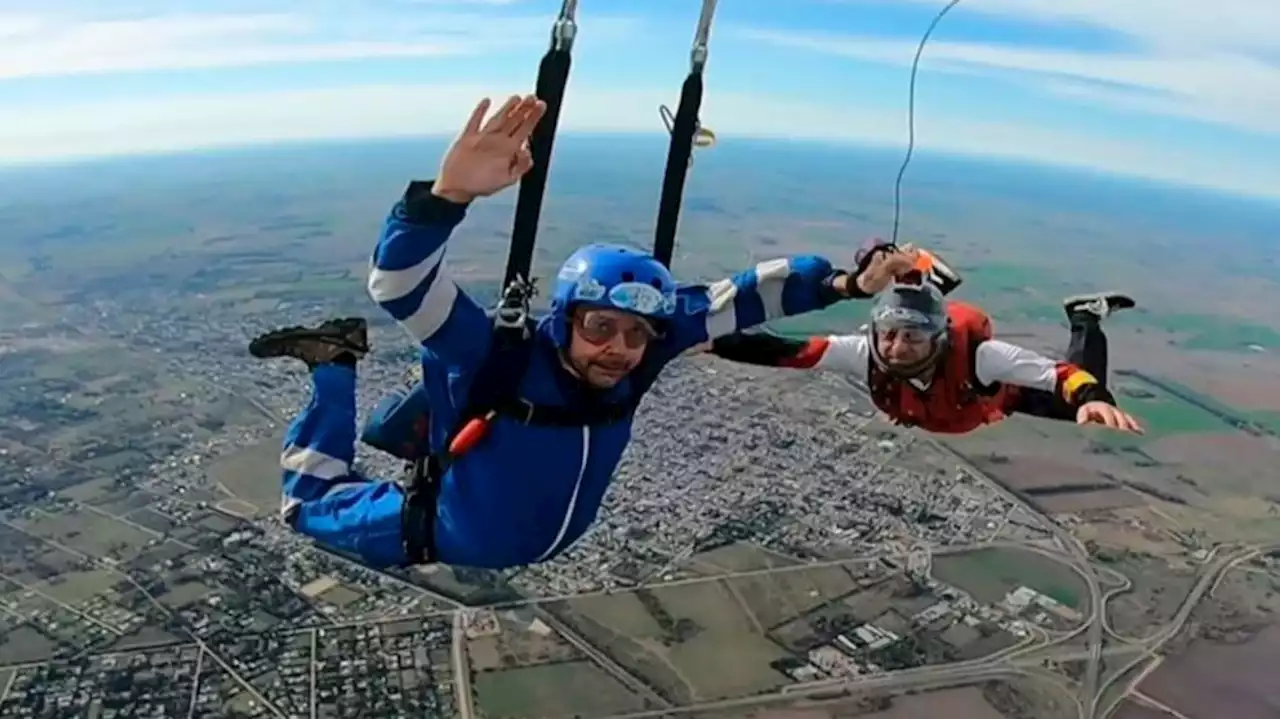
xmin=0 ymin=513 xmax=1259 ymax=719
xmin=900 ymin=437 xmax=1280 ymax=718
xmin=606 ymin=664 xmax=1039 ymax=718
xmin=930 ymin=437 xmax=1106 ymax=706
xmin=600 ymin=541 xmax=1262 ymax=719
xmin=1089 ymin=544 xmax=1273 ymax=719
xmin=452 ymin=613 xmax=475 ymax=719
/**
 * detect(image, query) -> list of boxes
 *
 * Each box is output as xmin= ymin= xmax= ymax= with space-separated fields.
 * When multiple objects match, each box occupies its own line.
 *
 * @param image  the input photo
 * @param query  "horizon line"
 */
xmin=1 ymin=130 xmax=1277 ymax=208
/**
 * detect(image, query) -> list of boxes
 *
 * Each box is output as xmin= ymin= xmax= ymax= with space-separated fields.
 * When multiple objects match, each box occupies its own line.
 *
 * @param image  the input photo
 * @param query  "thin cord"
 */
xmin=890 ymin=0 xmax=962 ymax=247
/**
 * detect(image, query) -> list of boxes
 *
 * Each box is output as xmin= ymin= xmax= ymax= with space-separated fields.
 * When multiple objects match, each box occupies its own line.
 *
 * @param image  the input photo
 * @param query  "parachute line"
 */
xmin=652 ymin=0 xmax=719 ymax=269
xmin=890 ymin=0 xmax=963 ymax=247
xmin=503 ymin=0 xmax=578 ymax=289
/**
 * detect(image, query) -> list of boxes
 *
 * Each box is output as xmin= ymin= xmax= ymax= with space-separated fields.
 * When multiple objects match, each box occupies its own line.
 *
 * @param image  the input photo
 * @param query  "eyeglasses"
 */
xmin=573 ymin=311 xmax=661 ymax=349
xmin=874 ymin=326 xmax=934 ymax=346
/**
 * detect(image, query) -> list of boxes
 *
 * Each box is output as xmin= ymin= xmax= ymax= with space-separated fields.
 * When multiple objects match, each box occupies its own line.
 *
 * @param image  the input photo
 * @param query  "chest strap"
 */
xmin=490 ymin=396 xmax=637 ymax=427
xmin=402 ymin=385 xmax=642 ymax=566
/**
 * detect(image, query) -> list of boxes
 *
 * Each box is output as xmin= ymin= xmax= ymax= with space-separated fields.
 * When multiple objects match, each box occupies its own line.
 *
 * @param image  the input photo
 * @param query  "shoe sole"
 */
xmin=249 ymin=325 xmax=369 ymax=359
xmin=1062 ymin=293 xmax=1136 ymax=311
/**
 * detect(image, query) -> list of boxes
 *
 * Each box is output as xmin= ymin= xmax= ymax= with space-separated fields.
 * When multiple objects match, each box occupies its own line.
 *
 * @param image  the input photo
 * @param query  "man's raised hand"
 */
xmin=433 ymin=94 xmax=548 ymax=204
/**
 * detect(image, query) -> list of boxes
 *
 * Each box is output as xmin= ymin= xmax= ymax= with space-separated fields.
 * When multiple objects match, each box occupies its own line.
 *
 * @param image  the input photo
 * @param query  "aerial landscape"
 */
xmin=2 ymin=0 xmax=1279 ymax=718
xmin=2 ymin=132 xmax=1277 ymax=718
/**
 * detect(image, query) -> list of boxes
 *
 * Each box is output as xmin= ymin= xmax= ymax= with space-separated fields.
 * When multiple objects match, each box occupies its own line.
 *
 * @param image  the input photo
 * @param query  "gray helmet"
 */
xmin=867 ymin=282 xmax=949 ymax=378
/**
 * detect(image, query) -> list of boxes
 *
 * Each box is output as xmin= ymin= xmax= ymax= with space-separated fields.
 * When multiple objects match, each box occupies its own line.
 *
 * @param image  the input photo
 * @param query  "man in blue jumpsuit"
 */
xmin=248 ymin=94 xmax=916 ymax=571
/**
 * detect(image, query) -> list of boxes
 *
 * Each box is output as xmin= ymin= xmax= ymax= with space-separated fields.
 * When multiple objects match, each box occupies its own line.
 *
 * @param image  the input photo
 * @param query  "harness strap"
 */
xmin=504 ymin=1 xmax=576 ymax=288
xmin=403 ymin=455 xmax=440 ymax=564
xmin=652 ymin=0 xmax=719 ymax=268
xmin=489 ymin=396 xmax=637 ymax=427
xmin=401 ymin=390 xmax=638 ymax=565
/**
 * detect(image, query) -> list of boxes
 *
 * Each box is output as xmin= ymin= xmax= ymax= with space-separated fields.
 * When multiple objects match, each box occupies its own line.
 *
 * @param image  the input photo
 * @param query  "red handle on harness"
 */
xmin=448 ymin=410 xmax=497 ymax=456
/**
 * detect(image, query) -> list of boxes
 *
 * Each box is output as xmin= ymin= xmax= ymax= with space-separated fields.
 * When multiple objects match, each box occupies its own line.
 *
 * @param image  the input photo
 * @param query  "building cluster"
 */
xmin=1001 ymin=585 xmax=1082 ymax=627
xmin=0 ymin=618 xmax=458 ymax=718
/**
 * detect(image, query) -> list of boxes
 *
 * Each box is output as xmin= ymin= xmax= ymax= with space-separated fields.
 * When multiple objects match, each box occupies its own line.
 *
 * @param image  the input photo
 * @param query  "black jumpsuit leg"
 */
xmin=1009 ymin=310 xmax=1111 ymax=421
xmin=1065 ymin=310 xmax=1109 ymax=384
xmin=1007 ymin=292 xmax=1132 ymax=422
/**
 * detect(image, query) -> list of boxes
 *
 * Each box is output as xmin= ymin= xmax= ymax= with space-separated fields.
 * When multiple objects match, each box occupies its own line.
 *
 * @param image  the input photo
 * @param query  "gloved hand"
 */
xmin=855 ymin=244 xmax=921 ymax=295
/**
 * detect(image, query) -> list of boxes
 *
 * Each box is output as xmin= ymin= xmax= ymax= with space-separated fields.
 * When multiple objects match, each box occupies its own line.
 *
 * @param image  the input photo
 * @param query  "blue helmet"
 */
xmin=548 ymin=244 xmax=677 ymax=348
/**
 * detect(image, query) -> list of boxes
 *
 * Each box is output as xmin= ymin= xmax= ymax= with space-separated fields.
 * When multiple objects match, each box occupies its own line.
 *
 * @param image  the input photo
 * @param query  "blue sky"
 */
xmin=1 ymin=0 xmax=1278 ymax=198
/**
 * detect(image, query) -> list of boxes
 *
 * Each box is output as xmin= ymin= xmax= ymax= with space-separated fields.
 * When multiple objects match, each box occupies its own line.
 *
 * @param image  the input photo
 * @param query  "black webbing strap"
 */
xmin=652 ymin=0 xmax=718 ymax=269
xmin=402 ymin=454 xmax=441 ymax=564
xmin=405 ymin=3 xmax=579 ymax=567
xmin=489 ymin=396 xmax=636 ymax=427
xmin=503 ymin=0 xmax=577 ymax=288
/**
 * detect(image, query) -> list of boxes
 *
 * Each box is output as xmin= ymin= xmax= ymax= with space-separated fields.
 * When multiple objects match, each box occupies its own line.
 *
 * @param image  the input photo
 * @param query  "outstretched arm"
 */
xmin=711 ymin=331 xmax=872 ymax=379
xmin=974 ymin=340 xmax=1113 ymax=406
xmin=663 ymin=244 xmax=920 ymax=357
xmin=663 ymin=257 xmax=869 ymax=354
xmin=367 ymin=181 xmax=491 ymax=368
xmin=975 ymin=340 xmax=1142 ymax=431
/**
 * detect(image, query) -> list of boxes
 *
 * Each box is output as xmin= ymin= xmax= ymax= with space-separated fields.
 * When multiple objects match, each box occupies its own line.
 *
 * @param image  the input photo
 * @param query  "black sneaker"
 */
xmin=248 ymin=317 xmax=369 ymax=368
xmin=1063 ymin=292 xmax=1135 ymax=321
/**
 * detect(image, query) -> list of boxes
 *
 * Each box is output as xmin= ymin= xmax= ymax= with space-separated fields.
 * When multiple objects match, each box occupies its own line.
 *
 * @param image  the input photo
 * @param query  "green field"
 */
xmin=565 ymin=580 xmax=793 ymax=703
xmin=1102 ymin=373 xmax=1280 ymax=452
xmin=1137 ymin=312 xmax=1280 ymax=352
xmin=686 ymin=542 xmax=801 ymax=575
xmin=15 ymin=508 xmax=157 ymax=563
xmin=726 ymin=564 xmax=865 ymax=631
xmin=931 ymin=547 xmax=1087 ymax=610
xmin=1138 ymin=376 xmax=1279 ymax=433
xmin=35 ymin=569 xmax=119 ymax=606
xmin=647 ymin=581 xmax=795 ymax=699
xmin=207 ymin=433 xmax=284 ymax=518
xmin=558 ymin=562 xmax=888 ymax=705
xmin=1112 ymin=379 xmax=1226 ymax=439
xmin=959 ymin=263 xmax=1070 ymax=324
xmin=474 ymin=661 xmax=646 ymax=718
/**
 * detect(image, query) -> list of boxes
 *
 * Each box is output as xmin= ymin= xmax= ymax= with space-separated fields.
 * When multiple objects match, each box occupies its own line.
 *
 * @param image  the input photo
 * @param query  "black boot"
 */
xmin=1063 ymin=292 xmax=1135 ymax=322
xmin=248 ymin=317 xmax=370 ymax=369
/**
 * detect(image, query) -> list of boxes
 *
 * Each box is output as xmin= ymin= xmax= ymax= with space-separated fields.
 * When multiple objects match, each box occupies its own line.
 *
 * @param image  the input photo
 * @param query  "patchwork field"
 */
xmin=931 ymin=546 xmax=1088 ymax=611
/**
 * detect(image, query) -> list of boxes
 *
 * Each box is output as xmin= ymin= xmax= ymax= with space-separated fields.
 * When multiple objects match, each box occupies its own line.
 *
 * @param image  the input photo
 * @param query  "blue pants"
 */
xmin=280 ymin=364 xmax=409 ymax=567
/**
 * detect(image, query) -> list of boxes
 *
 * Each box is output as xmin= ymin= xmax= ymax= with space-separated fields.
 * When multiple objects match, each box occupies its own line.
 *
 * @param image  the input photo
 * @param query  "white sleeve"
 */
xmin=814 ymin=334 xmax=870 ymax=379
xmin=973 ymin=340 xmax=1062 ymax=392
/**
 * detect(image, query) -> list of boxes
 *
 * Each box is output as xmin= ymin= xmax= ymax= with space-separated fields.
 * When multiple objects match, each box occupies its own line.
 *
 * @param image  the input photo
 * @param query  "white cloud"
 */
xmin=882 ymin=0 xmax=1280 ymax=54
xmin=0 ymin=14 xmax=460 ymax=78
xmin=0 ymin=1 xmax=1274 ymax=199
xmin=745 ymin=0 xmax=1280 ymax=134
xmin=0 ymin=4 xmax=594 ymax=79
xmin=1 ymin=81 xmax=1276 ymax=200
